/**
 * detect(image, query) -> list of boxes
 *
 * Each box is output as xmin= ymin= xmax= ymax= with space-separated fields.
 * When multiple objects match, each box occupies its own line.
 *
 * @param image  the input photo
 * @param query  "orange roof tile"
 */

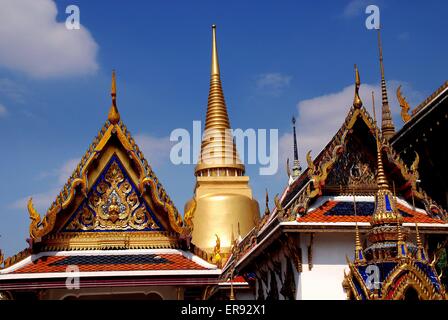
xmin=297 ymin=201 xmax=444 ymax=224
xmin=12 ymin=254 xmax=207 ymax=274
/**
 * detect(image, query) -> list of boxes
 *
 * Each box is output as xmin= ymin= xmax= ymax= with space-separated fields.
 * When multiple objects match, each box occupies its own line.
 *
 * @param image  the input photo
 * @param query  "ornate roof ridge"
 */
xmin=412 ymin=80 xmax=448 ymax=116
xmin=280 ymin=101 xmax=447 ymax=222
xmin=27 ymin=73 xmax=185 ymax=241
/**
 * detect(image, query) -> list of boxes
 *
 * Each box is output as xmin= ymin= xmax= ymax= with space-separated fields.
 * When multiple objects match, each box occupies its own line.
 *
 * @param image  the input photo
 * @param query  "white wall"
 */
xmin=298 ymin=232 xmax=354 ymax=300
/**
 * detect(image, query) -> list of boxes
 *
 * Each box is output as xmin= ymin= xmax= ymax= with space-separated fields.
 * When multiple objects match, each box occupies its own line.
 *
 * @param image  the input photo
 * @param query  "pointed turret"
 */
xmin=353 ymin=64 xmax=363 ymax=109
xmin=108 ymin=70 xmax=120 ymax=125
xmin=370 ymin=91 xmax=400 ymax=227
xmin=353 ymin=192 xmax=365 ymax=264
xmin=291 ymin=117 xmax=302 ymax=178
xmin=195 ymin=25 xmax=244 ymax=177
xmin=187 ymin=25 xmax=259 ymax=256
xmin=377 ymin=29 xmax=395 ymax=140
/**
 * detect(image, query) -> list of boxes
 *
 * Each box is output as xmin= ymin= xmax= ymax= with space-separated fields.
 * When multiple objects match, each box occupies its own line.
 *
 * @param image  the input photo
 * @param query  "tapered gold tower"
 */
xmin=377 ymin=29 xmax=395 ymax=140
xmin=186 ymin=25 xmax=260 ymax=256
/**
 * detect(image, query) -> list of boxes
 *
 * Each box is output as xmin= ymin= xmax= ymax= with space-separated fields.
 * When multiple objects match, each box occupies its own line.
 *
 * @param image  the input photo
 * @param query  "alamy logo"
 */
xmin=65 ymin=265 xmax=80 ymax=290
xmin=365 ymin=265 xmax=380 ymax=290
xmin=65 ymin=5 xmax=80 ymax=30
xmin=170 ymin=121 xmax=279 ymax=176
xmin=365 ymin=5 xmax=380 ymax=30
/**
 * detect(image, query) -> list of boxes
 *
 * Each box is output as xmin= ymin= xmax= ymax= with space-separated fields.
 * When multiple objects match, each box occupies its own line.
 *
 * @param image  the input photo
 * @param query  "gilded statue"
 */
xmin=212 ymin=234 xmax=222 ymax=268
xmin=397 ymin=85 xmax=412 ymax=123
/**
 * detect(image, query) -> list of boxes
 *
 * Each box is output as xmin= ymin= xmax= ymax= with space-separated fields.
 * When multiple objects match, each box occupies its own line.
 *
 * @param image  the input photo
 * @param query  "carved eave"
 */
xmin=28 ymin=118 xmax=186 ymax=247
xmin=343 ymin=258 xmax=447 ymax=300
xmin=282 ymin=105 xmax=447 ymax=221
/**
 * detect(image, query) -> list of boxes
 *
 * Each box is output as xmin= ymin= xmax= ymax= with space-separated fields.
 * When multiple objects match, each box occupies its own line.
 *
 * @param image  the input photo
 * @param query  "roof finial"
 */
xmin=211 ymin=24 xmax=220 ymax=76
xmin=264 ymin=188 xmax=270 ymax=216
xmin=291 ymin=116 xmax=302 ymax=178
xmin=353 ymin=189 xmax=365 ymax=263
xmin=377 ymin=28 xmax=395 ymax=140
xmin=229 ymin=269 xmax=236 ymax=300
xmin=371 ymin=91 xmax=389 ymax=191
xmin=108 ymin=70 xmax=120 ymax=125
xmin=195 ymin=25 xmax=244 ymax=176
xmin=353 ymin=64 xmax=363 ymax=108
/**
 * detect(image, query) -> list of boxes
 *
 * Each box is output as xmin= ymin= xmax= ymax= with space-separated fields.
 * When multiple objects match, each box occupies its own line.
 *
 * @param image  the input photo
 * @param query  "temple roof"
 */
xmin=0 ymin=249 xmax=220 ymax=290
xmin=298 ymin=196 xmax=443 ymax=224
xmin=23 ymin=72 xmax=186 ymax=252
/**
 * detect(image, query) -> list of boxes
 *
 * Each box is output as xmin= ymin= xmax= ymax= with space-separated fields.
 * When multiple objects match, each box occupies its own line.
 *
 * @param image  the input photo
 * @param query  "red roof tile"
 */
xmin=12 ymin=254 xmax=207 ymax=274
xmin=297 ymin=201 xmax=444 ymax=224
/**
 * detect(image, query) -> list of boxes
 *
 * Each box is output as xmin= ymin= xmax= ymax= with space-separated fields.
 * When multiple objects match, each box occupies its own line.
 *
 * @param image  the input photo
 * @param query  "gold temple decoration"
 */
xmin=342 ymin=91 xmax=447 ymax=300
xmin=353 ymin=64 xmax=363 ymax=109
xmin=290 ymin=72 xmax=444 ymax=221
xmin=187 ymin=25 xmax=259 ymax=255
xmin=212 ymin=234 xmax=222 ymax=268
xmin=65 ymin=160 xmax=159 ymax=231
xmin=370 ymin=91 xmax=401 ymax=225
xmin=352 ymin=190 xmax=365 ymax=264
xmin=397 ymin=85 xmax=412 ymax=123
xmin=26 ymin=71 xmax=186 ymax=248
xmin=0 ymin=249 xmax=4 ymax=268
xmin=229 ymin=269 xmax=236 ymax=300
xmin=195 ymin=24 xmax=243 ymax=176
xmin=108 ymin=70 xmax=120 ymax=125
xmin=377 ymin=28 xmax=395 ymax=140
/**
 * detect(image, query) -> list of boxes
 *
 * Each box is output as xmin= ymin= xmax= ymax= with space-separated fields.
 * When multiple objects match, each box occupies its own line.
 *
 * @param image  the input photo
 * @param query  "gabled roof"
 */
xmin=274 ymin=102 xmax=447 ymax=224
xmin=0 ymin=249 xmax=220 ymax=290
xmin=393 ymin=80 xmax=448 ymax=142
xmin=24 ymin=73 xmax=186 ymax=252
xmin=230 ymin=80 xmax=448 ymax=274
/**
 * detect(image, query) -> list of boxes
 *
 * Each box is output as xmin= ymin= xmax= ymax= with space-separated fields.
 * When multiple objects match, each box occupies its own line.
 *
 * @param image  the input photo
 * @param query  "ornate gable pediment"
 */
xmin=27 ymin=73 xmax=187 ymax=251
xmin=285 ymin=103 xmax=446 ymax=220
xmin=62 ymin=155 xmax=164 ymax=233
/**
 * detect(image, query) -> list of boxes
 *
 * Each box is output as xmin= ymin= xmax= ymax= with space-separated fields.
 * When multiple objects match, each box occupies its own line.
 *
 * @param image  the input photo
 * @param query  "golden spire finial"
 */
xmin=353 ymin=64 xmax=363 ymax=108
xmin=229 ymin=269 xmax=236 ymax=300
xmin=195 ymin=25 xmax=244 ymax=176
xmin=108 ymin=70 xmax=120 ymax=125
xmin=211 ymin=24 xmax=220 ymax=76
xmin=352 ymin=188 xmax=365 ymax=263
xmin=415 ymin=223 xmax=423 ymax=248
xmin=371 ymin=91 xmax=389 ymax=190
xmin=377 ymin=28 xmax=395 ymax=139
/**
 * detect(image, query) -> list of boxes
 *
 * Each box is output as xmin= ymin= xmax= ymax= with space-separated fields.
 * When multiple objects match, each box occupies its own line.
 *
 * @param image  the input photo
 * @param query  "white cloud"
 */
xmin=134 ymin=134 xmax=174 ymax=167
xmin=11 ymin=157 xmax=80 ymax=211
xmin=0 ymin=103 xmax=7 ymax=117
xmin=279 ymin=80 xmax=422 ymax=171
xmin=256 ymin=73 xmax=292 ymax=95
xmin=0 ymin=78 xmax=26 ymax=103
xmin=10 ymin=188 xmax=59 ymax=212
xmin=56 ymin=158 xmax=80 ymax=184
xmin=0 ymin=0 xmax=98 ymax=78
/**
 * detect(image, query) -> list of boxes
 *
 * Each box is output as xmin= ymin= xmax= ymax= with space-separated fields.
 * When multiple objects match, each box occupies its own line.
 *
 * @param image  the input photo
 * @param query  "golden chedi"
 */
xmin=186 ymin=25 xmax=260 ymax=257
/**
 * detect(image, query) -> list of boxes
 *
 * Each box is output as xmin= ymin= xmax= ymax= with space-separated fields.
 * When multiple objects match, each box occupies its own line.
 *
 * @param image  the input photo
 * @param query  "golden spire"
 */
xmin=195 ymin=25 xmax=244 ymax=176
xmin=371 ymin=92 xmax=389 ymax=191
xmin=353 ymin=190 xmax=365 ymax=263
xmin=229 ymin=270 xmax=236 ymax=300
xmin=108 ymin=70 xmax=120 ymax=125
xmin=377 ymin=29 xmax=395 ymax=140
xmin=415 ymin=223 xmax=423 ymax=248
xmin=353 ymin=64 xmax=363 ymax=108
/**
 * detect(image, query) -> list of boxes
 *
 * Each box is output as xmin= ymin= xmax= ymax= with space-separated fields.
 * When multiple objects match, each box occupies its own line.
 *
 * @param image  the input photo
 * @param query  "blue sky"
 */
xmin=0 ymin=0 xmax=447 ymax=255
